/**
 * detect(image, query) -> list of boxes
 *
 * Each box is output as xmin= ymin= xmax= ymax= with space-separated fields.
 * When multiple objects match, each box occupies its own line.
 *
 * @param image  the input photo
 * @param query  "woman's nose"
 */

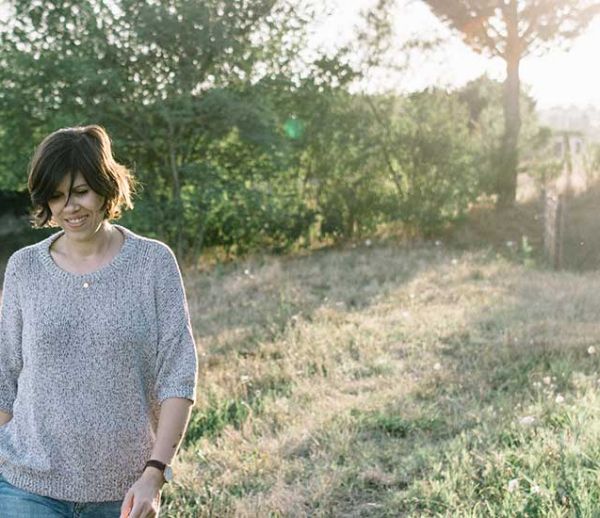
xmin=64 ymin=195 xmax=80 ymax=211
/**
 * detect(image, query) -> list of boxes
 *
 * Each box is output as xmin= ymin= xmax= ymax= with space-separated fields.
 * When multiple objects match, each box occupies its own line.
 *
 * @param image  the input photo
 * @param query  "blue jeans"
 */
xmin=0 ymin=473 xmax=123 ymax=517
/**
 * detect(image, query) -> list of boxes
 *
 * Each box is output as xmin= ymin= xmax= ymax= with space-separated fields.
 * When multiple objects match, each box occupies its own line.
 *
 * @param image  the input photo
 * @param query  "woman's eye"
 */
xmin=75 ymin=190 xmax=89 ymax=195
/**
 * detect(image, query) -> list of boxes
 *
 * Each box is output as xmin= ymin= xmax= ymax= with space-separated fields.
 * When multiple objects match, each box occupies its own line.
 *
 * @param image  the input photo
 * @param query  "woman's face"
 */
xmin=48 ymin=171 xmax=107 ymax=240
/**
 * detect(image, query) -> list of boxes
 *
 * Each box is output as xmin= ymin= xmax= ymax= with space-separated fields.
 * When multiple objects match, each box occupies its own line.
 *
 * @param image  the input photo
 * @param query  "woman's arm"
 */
xmin=121 ymin=397 xmax=194 ymax=518
xmin=0 ymin=410 xmax=12 ymax=426
xmin=121 ymin=245 xmax=198 ymax=517
xmin=0 ymin=255 xmax=24 ymax=418
xmin=144 ymin=396 xmax=194 ymax=480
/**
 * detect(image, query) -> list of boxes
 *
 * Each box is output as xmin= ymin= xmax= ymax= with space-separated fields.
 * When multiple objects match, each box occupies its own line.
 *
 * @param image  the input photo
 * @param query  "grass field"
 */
xmin=4 ymin=197 xmax=600 ymax=516
xmin=155 ymin=234 xmax=600 ymax=517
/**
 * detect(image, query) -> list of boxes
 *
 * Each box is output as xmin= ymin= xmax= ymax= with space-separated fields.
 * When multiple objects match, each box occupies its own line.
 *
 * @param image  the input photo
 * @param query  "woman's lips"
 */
xmin=64 ymin=215 xmax=88 ymax=229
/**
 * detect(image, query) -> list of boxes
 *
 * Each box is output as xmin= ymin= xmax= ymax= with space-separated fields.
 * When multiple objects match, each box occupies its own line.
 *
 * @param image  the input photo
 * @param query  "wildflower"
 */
xmin=365 ymin=239 xmax=372 ymax=247
xmin=433 ymin=362 xmax=442 ymax=371
xmin=451 ymin=258 xmax=458 ymax=265
xmin=507 ymin=479 xmax=519 ymax=493
xmin=543 ymin=376 xmax=551 ymax=385
xmin=555 ymin=394 xmax=565 ymax=404
xmin=588 ymin=346 xmax=596 ymax=355
xmin=435 ymin=240 xmax=442 ymax=246
xmin=531 ymin=484 xmax=541 ymax=494
xmin=532 ymin=381 xmax=541 ymax=388
xmin=518 ymin=415 xmax=536 ymax=426
xmin=506 ymin=241 xmax=515 ymax=248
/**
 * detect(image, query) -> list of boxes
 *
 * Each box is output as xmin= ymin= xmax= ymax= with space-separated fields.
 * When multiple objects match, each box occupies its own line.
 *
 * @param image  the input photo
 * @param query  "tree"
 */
xmin=370 ymin=89 xmax=480 ymax=235
xmin=421 ymin=0 xmax=600 ymax=207
xmin=457 ymin=75 xmax=539 ymax=195
xmin=0 ymin=0 xmax=313 ymax=259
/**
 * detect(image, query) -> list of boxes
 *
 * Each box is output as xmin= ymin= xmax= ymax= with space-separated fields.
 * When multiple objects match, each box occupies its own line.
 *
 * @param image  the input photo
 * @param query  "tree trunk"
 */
xmin=191 ymin=217 xmax=207 ymax=273
xmin=497 ymin=1 xmax=521 ymax=208
xmin=166 ymin=117 xmax=184 ymax=261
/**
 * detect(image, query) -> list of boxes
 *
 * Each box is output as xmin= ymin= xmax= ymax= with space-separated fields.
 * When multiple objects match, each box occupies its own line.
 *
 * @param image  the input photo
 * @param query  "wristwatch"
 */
xmin=143 ymin=459 xmax=174 ymax=484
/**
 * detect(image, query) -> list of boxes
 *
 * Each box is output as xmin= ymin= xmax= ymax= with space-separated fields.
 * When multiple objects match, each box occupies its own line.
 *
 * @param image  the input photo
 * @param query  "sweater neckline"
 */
xmin=40 ymin=223 xmax=135 ymax=282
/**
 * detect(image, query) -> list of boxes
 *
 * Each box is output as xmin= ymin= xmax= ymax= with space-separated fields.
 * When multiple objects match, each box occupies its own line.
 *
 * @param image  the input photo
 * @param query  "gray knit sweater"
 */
xmin=0 ymin=224 xmax=198 ymax=502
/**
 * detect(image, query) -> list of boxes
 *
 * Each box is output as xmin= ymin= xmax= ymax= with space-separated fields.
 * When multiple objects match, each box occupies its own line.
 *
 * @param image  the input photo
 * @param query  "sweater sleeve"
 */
xmin=0 ymin=255 xmax=23 ymax=414
xmin=152 ymin=244 xmax=198 ymax=405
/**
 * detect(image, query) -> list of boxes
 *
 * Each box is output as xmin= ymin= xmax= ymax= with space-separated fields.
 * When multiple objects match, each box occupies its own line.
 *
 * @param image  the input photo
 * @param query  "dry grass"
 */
xmin=156 ymin=232 xmax=600 ymax=516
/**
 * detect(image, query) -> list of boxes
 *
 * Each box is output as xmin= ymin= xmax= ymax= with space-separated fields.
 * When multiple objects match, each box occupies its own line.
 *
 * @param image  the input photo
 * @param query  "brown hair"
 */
xmin=27 ymin=125 xmax=137 ymax=227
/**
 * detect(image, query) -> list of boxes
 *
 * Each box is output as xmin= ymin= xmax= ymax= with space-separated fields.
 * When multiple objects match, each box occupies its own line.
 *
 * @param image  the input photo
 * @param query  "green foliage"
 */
xmin=281 ymin=84 xmax=482 ymax=240
xmin=0 ymin=0 xmax=492 ymax=258
xmin=0 ymin=0 xmax=315 ymax=257
xmin=184 ymin=396 xmax=253 ymax=445
xmin=184 ymin=373 xmax=293 ymax=447
xmin=585 ymin=141 xmax=600 ymax=179
xmin=370 ymin=89 xmax=480 ymax=236
xmin=300 ymin=91 xmax=385 ymax=238
xmin=457 ymin=76 xmax=541 ymax=196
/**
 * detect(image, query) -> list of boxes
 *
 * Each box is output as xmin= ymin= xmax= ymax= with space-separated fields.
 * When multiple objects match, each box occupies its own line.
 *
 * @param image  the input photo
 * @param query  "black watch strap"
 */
xmin=144 ymin=459 xmax=166 ymax=473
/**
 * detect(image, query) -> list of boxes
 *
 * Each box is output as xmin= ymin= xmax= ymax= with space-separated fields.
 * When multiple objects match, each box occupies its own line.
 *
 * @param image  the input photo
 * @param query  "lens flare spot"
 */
xmin=283 ymin=118 xmax=305 ymax=139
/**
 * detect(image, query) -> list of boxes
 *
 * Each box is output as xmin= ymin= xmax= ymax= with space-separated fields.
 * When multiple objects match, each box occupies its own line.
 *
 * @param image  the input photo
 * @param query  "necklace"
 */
xmin=80 ymin=228 xmax=116 ymax=288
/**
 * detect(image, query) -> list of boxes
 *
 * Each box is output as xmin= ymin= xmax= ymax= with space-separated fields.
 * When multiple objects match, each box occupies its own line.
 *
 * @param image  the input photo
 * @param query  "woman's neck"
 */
xmin=59 ymin=221 xmax=116 ymax=261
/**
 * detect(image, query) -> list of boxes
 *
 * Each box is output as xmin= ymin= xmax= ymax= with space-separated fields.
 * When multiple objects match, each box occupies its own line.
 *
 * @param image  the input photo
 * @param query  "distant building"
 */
xmin=553 ymin=132 xmax=587 ymax=195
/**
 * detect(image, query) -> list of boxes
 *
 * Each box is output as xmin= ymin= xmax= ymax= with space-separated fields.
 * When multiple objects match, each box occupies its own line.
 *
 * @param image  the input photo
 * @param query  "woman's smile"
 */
xmin=64 ymin=215 xmax=88 ymax=229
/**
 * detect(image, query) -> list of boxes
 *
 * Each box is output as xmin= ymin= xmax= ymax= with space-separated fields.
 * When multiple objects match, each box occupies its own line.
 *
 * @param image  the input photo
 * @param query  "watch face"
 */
xmin=164 ymin=465 xmax=174 ymax=482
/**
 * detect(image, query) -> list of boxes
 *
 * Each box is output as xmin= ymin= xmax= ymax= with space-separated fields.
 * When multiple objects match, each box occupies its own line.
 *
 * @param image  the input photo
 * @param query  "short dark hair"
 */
xmin=27 ymin=125 xmax=137 ymax=227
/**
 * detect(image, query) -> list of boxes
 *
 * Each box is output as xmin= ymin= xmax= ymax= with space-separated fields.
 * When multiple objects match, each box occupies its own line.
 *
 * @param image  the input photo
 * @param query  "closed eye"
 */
xmin=50 ymin=190 xmax=88 ymax=199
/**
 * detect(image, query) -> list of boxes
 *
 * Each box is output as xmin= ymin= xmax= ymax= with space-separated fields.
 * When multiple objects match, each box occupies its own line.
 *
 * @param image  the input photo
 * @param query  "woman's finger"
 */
xmin=129 ymin=500 xmax=153 ymax=518
xmin=120 ymin=491 xmax=133 ymax=518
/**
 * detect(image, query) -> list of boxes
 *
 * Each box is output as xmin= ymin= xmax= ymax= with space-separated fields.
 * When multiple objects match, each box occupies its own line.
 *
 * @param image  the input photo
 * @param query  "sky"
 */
xmin=309 ymin=0 xmax=600 ymax=109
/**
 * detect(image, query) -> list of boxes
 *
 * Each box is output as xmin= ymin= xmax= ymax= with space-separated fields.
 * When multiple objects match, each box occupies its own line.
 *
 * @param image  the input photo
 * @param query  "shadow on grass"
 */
xmin=352 ymin=265 xmax=600 ymax=516
xmin=188 ymin=242 xmax=455 ymax=354
xmin=257 ymin=249 xmax=600 ymax=516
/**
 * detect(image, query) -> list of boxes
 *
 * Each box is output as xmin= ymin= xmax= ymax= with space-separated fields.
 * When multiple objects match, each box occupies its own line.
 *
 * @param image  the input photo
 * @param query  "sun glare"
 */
xmin=522 ymin=18 xmax=600 ymax=108
xmin=317 ymin=0 xmax=600 ymax=109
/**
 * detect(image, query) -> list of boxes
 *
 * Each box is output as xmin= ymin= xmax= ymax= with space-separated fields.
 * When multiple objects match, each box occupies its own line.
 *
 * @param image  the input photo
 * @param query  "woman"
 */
xmin=0 ymin=125 xmax=198 ymax=518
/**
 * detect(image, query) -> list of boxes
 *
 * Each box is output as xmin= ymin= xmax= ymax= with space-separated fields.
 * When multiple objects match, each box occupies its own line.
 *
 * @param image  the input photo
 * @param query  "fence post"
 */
xmin=544 ymin=188 xmax=564 ymax=270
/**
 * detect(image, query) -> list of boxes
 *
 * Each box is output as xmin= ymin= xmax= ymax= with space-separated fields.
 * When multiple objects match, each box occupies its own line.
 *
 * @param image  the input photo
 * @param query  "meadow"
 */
xmin=156 ymin=226 xmax=600 ymax=517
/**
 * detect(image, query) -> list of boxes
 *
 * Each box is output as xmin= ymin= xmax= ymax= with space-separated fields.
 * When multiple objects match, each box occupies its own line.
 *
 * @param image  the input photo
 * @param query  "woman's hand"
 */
xmin=120 ymin=468 xmax=163 ymax=518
